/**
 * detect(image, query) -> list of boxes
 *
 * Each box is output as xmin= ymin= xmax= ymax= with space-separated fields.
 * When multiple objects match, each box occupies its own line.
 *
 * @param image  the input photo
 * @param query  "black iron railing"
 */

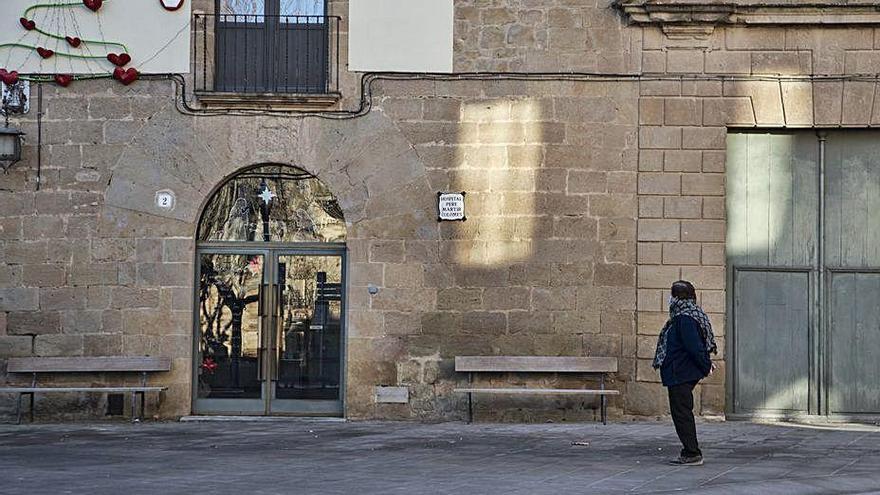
xmin=193 ymin=13 xmax=340 ymax=94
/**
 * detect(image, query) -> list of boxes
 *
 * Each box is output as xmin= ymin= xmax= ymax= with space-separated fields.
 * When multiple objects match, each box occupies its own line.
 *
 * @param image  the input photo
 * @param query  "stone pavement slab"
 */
xmin=0 ymin=419 xmax=879 ymax=495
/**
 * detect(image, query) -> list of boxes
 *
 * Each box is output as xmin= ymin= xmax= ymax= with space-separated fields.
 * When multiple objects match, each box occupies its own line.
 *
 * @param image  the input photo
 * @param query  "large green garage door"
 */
xmin=727 ymin=131 xmax=880 ymax=419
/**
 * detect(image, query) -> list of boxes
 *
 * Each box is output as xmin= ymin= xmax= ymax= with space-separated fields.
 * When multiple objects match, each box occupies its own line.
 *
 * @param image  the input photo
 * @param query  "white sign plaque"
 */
xmin=155 ymin=190 xmax=176 ymax=211
xmin=438 ymin=192 xmax=465 ymax=221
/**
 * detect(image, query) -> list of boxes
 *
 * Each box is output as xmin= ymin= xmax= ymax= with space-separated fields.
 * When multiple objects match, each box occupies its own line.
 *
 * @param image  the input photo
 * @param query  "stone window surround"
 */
xmin=618 ymin=0 xmax=880 ymax=38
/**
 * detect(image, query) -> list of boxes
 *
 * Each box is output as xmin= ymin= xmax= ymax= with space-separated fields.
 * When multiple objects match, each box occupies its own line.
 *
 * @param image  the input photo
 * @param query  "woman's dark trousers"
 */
xmin=667 ymin=380 xmax=701 ymax=458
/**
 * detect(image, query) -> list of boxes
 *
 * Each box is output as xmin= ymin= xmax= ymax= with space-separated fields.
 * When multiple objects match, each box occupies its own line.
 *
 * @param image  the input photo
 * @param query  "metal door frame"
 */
xmin=192 ymin=242 xmax=346 ymax=416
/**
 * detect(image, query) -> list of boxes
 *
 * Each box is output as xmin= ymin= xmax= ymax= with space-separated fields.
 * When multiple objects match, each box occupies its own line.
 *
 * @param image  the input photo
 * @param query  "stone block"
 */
xmin=842 ymin=81 xmax=874 ymax=126
xmin=637 ymin=311 xmax=669 ymax=335
xmin=751 ymin=51 xmax=805 ymax=75
xmin=638 ymin=265 xmax=680 ymax=289
xmin=60 ymin=310 xmax=103 ymax=334
xmin=553 ymin=311 xmax=600 ymax=335
xmin=0 ymin=288 xmax=40 ymax=311
xmin=20 ymin=265 xmax=66 ymax=287
xmin=702 ymin=98 xmax=756 ymax=127
xmin=624 ymin=381 xmax=666 ymax=417
xmin=84 ymin=334 xmax=123 ymax=356
xmin=5 ymin=241 xmax=48 ymax=264
xmin=681 ymin=80 xmax=723 ymax=97
xmin=6 ymin=311 xmax=61 ymax=335
xmin=69 ymin=264 xmax=118 ymax=286
xmin=91 ymin=238 xmax=136 ymax=263
xmin=814 ymin=81 xmax=843 ymax=126
xmin=702 ymin=197 xmax=725 ymax=219
xmin=163 ymin=238 xmax=193 ymax=263
xmin=531 ymin=287 xmax=577 ymax=311
xmin=384 ymin=264 xmax=423 ymax=288
xmin=638 ymin=219 xmax=679 ymax=242
xmin=568 ymin=170 xmax=607 ymax=194
xmin=384 ymin=311 xmax=421 ymax=336
xmin=372 ymin=288 xmax=436 ymax=312
xmin=637 ymin=243 xmax=662 ymax=264
xmin=349 ymin=263 xmax=384 ymax=288
xmin=370 ymin=241 xmax=405 ymax=263
xmin=35 ymin=334 xmax=83 ymax=356
xmin=110 ymin=288 xmax=160 ymax=309
xmin=39 ymin=288 xmax=87 ymax=311
xmin=638 ymin=150 xmax=664 ymax=172
xmin=681 ymin=266 xmax=725 ymax=290
xmin=640 ymin=80 xmax=681 ymax=97
xmin=0 ymin=265 xmax=21 ymax=288
xmin=638 ymin=289 xmax=663 ymax=312
xmin=682 ymin=174 xmax=724 ymax=196
xmin=664 ymin=99 xmax=701 ymax=126
xmin=704 ymin=50 xmax=750 ymax=74
xmin=725 ymin=27 xmax=784 ymax=50
xmin=0 ymin=217 xmax=23 ymax=240
xmin=663 ymin=150 xmax=702 ymax=172
xmin=664 ymin=197 xmax=702 ymax=219
xmin=723 ymin=81 xmax=783 ymax=125
xmin=638 ymin=173 xmax=680 ymax=195
xmin=662 ymin=242 xmax=702 ymax=266
xmin=460 ymin=311 xmax=506 ymax=335
xmin=702 ymin=151 xmax=725 ymax=173
xmin=639 ymin=197 xmax=663 ymax=219
xmin=593 ymin=264 xmax=635 ymax=287
xmin=666 ymin=50 xmax=704 ymax=73
xmin=639 ymin=98 xmax=664 ymax=125
xmin=681 ymin=220 xmax=725 ymax=242
xmin=698 ymin=290 xmax=726 ymax=313
xmin=702 ymin=244 xmax=725 ymax=265
xmin=482 ymin=287 xmax=530 ymax=310
xmin=0 ymin=336 xmax=33 ymax=357
xmin=639 ymin=127 xmax=681 ymax=149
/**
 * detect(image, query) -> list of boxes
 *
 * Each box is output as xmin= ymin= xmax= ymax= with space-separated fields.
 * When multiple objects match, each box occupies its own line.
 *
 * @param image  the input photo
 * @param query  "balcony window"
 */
xmin=194 ymin=0 xmax=340 ymax=102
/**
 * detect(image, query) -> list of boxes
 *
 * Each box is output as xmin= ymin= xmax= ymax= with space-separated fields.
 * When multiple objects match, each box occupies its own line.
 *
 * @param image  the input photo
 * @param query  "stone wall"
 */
xmin=4 ymin=0 xmax=880 ymax=422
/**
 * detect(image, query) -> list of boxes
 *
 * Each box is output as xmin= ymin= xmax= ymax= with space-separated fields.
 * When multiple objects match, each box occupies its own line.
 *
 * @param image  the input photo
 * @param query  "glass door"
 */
xmin=195 ymin=250 xmax=269 ymax=414
xmin=194 ymin=249 xmax=344 ymax=415
xmin=270 ymin=253 xmax=344 ymax=415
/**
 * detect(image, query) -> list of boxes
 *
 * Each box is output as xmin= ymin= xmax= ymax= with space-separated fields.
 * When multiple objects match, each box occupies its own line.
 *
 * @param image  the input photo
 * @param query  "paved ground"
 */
xmin=1 ymin=419 xmax=879 ymax=495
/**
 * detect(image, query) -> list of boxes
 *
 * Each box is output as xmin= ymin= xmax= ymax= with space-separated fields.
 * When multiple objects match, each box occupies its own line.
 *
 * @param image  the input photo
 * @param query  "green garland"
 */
xmin=2 ymin=0 xmax=131 ymax=83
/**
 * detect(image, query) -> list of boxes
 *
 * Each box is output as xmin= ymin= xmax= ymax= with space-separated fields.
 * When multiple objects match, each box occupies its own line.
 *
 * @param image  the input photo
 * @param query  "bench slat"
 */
xmin=455 ymin=356 xmax=617 ymax=373
xmin=455 ymin=388 xmax=619 ymax=395
xmin=8 ymin=357 xmax=171 ymax=373
xmin=0 ymin=387 xmax=167 ymax=393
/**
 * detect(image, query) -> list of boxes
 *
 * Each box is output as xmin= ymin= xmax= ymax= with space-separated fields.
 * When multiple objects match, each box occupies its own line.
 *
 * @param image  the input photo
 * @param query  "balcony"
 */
xmin=192 ymin=13 xmax=341 ymax=110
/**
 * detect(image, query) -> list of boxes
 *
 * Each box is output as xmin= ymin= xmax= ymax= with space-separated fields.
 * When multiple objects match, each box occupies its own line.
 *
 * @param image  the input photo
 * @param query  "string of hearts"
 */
xmin=0 ymin=0 xmax=138 ymax=88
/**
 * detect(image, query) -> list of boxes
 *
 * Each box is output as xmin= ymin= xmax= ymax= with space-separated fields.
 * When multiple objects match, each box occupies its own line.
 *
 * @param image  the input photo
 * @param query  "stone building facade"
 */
xmin=2 ymin=0 xmax=880 ymax=422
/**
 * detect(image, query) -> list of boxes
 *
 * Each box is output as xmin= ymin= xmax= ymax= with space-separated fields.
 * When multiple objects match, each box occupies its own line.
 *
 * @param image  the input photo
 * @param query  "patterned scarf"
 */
xmin=652 ymin=297 xmax=717 ymax=369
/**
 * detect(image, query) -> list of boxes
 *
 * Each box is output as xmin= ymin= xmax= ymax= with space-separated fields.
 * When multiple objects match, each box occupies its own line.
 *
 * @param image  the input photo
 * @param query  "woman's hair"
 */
xmin=671 ymin=280 xmax=697 ymax=300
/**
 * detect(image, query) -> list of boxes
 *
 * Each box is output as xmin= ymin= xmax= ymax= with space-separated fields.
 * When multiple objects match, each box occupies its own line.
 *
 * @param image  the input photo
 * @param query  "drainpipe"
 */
xmin=816 ymin=130 xmax=827 ymax=417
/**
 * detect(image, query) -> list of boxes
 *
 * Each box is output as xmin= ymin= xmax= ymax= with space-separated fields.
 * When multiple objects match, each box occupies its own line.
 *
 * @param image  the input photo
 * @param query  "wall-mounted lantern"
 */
xmin=0 ymin=126 xmax=24 ymax=173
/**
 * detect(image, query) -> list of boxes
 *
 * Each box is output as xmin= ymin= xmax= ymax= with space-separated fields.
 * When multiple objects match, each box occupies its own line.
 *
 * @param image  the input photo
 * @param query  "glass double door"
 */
xmin=194 ymin=248 xmax=344 ymax=415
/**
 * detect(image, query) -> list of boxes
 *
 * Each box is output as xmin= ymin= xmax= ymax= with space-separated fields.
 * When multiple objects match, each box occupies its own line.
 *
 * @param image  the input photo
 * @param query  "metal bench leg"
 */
xmin=601 ymin=395 xmax=607 ymax=426
xmin=138 ymin=391 xmax=146 ymax=420
xmin=29 ymin=393 xmax=35 ymax=423
xmin=16 ymin=393 xmax=22 ymax=425
xmin=466 ymin=372 xmax=474 ymax=424
xmin=130 ymin=392 xmax=137 ymax=423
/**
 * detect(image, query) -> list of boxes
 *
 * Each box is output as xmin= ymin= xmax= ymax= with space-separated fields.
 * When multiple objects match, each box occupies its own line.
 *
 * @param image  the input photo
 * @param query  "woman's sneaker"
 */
xmin=669 ymin=455 xmax=704 ymax=466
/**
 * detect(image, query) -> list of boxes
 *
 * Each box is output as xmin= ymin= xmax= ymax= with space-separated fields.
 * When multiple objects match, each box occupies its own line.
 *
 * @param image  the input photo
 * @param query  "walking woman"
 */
xmin=653 ymin=280 xmax=718 ymax=466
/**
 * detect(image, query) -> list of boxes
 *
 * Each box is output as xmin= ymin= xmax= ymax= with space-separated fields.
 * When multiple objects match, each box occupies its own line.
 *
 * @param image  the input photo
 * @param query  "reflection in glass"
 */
xmin=198 ymin=165 xmax=346 ymax=243
xmin=198 ymin=253 xmax=264 ymax=399
xmin=276 ymin=256 xmax=342 ymax=400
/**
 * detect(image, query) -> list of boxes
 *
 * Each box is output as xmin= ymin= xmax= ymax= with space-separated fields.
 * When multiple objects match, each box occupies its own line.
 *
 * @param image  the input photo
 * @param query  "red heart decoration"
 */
xmin=37 ymin=47 xmax=54 ymax=59
xmin=107 ymin=53 xmax=131 ymax=67
xmin=0 ymin=69 xmax=20 ymax=85
xmin=19 ymin=17 xmax=36 ymax=30
xmin=83 ymin=0 xmax=102 ymax=11
xmin=54 ymin=74 xmax=73 ymax=87
xmin=113 ymin=67 xmax=138 ymax=85
xmin=65 ymin=36 xmax=82 ymax=48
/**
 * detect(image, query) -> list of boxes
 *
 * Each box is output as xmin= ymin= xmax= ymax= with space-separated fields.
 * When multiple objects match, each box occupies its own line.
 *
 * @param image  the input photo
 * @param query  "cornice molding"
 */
xmin=617 ymin=0 xmax=880 ymax=28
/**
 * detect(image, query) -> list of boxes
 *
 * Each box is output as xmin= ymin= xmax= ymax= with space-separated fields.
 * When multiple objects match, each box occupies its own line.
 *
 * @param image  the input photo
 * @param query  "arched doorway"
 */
xmin=193 ymin=164 xmax=346 ymax=416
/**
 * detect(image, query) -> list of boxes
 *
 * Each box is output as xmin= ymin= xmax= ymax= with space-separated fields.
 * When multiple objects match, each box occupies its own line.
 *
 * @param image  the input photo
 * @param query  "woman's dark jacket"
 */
xmin=660 ymin=314 xmax=712 ymax=387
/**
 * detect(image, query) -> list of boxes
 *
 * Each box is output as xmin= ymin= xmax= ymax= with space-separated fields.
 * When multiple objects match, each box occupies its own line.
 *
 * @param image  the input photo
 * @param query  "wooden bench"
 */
xmin=0 ymin=356 xmax=171 ymax=424
xmin=454 ymin=356 xmax=620 ymax=424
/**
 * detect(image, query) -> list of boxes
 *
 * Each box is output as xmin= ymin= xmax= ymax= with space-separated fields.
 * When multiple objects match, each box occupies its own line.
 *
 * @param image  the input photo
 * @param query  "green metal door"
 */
xmin=728 ymin=131 xmax=880 ymax=419
xmin=727 ymin=132 xmax=818 ymax=416
xmin=825 ymin=131 xmax=880 ymax=416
